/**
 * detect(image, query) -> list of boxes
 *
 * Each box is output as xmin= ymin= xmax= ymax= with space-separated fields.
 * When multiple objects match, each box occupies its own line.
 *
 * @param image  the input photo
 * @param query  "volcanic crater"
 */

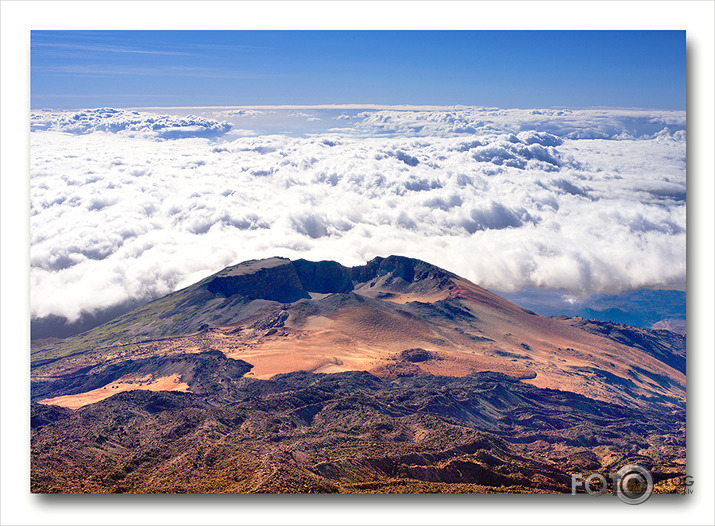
xmin=31 ymin=255 xmax=686 ymax=493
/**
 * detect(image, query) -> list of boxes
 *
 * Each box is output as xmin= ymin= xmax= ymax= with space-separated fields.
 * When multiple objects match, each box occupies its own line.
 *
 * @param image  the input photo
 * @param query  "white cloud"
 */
xmin=348 ymin=107 xmax=686 ymax=140
xmin=30 ymin=106 xmax=686 ymax=323
xmin=31 ymin=108 xmax=232 ymax=139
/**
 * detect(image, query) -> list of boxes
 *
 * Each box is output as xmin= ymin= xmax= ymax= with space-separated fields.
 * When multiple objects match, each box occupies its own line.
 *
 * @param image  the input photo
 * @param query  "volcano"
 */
xmin=31 ymin=255 xmax=686 ymax=494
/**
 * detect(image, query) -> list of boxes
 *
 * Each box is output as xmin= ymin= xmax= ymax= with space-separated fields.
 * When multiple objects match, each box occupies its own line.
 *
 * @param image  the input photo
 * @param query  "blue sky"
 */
xmin=31 ymin=30 xmax=685 ymax=110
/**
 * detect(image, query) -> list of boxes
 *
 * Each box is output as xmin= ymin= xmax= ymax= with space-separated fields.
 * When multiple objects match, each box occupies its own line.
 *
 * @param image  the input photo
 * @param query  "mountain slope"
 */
xmin=30 ymin=255 xmax=686 ymax=494
xmin=32 ymin=255 xmax=685 ymax=411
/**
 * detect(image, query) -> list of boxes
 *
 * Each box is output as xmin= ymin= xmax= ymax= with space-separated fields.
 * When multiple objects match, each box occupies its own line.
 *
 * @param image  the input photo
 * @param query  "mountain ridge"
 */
xmin=32 ymin=255 xmax=685 ymax=412
xmin=30 ymin=254 xmax=686 ymax=494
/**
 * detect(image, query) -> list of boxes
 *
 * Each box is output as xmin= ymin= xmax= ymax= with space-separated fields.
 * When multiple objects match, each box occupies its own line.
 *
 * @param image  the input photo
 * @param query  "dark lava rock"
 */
xmin=293 ymin=259 xmax=354 ymax=294
xmin=399 ymin=348 xmax=435 ymax=363
xmin=31 ymin=403 xmax=73 ymax=429
xmin=31 ymin=370 xmax=685 ymax=494
xmin=205 ymin=257 xmax=356 ymax=303
xmin=31 ymin=350 xmax=253 ymax=402
xmin=350 ymin=255 xmax=421 ymax=283
xmin=206 ymin=257 xmax=308 ymax=303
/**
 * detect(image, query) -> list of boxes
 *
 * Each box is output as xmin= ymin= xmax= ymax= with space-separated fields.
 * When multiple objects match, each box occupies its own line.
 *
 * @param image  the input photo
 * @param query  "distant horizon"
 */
xmin=35 ymin=103 xmax=686 ymax=112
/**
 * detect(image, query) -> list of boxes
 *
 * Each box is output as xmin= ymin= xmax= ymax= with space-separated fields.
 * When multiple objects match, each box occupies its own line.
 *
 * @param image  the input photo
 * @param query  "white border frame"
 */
xmin=2 ymin=2 xmax=713 ymax=525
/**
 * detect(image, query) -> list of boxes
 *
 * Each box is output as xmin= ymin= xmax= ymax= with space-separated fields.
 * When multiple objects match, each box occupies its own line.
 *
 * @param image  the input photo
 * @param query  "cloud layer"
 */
xmin=31 ymin=108 xmax=232 ymax=139
xmin=30 ymin=106 xmax=686 ymax=323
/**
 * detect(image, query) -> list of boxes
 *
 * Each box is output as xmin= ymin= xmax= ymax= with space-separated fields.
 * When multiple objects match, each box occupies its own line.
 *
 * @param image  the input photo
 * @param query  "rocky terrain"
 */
xmin=31 ymin=357 xmax=685 ymax=494
xmin=31 ymin=255 xmax=686 ymax=493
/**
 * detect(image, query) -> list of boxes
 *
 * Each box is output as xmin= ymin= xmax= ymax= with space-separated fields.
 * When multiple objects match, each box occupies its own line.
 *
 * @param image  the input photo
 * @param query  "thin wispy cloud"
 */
xmin=31 ymin=36 xmax=272 ymax=62
xmin=31 ymin=40 xmax=198 ymax=57
xmin=32 ymin=93 xmax=159 ymax=100
xmin=190 ymin=42 xmax=274 ymax=52
xmin=32 ymin=64 xmax=275 ymax=80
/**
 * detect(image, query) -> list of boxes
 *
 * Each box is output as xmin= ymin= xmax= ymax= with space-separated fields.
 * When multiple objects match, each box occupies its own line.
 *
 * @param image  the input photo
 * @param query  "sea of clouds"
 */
xmin=30 ymin=106 xmax=686 ymax=327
